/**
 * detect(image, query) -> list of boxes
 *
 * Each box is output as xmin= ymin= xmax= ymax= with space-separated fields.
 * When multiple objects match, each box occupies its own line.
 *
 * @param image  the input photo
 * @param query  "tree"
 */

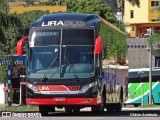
xmin=0 ymin=12 xmax=22 ymax=83
xmin=127 ymin=0 xmax=140 ymax=7
xmin=26 ymin=0 xmax=35 ymax=6
xmin=0 ymin=13 xmax=22 ymax=55
xmin=62 ymin=0 xmax=125 ymax=31
xmin=39 ymin=0 xmax=62 ymax=5
xmin=0 ymin=66 xmax=7 ymax=83
xmin=148 ymin=33 xmax=160 ymax=52
xmin=0 ymin=0 xmax=9 ymax=14
xmin=18 ymin=10 xmax=49 ymax=36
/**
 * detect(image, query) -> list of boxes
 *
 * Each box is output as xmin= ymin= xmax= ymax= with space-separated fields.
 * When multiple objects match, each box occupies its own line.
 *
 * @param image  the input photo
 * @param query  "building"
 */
xmin=9 ymin=6 xmax=67 ymax=13
xmin=127 ymin=37 xmax=160 ymax=69
xmin=6 ymin=0 xmax=66 ymax=14
xmin=125 ymin=0 xmax=160 ymax=37
xmin=125 ymin=0 xmax=160 ymax=69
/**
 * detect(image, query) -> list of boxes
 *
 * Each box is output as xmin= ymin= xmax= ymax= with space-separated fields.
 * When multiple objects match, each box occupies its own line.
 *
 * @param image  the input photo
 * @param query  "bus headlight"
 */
xmin=26 ymin=82 xmax=40 ymax=94
xmin=80 ymin=82 xmax=97 ymax=93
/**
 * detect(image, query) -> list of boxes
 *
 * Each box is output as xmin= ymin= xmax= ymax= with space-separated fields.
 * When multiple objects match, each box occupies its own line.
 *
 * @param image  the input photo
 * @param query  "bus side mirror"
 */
xmin=94 ymin=36 xmax=102 ymax=54
xmin=17 ymin=37 xmax=28 ymax=56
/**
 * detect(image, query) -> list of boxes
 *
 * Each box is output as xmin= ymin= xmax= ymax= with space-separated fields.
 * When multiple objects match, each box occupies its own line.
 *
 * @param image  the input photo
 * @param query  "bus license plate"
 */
xmin=54 ymin=97 xmax=66 ymax=102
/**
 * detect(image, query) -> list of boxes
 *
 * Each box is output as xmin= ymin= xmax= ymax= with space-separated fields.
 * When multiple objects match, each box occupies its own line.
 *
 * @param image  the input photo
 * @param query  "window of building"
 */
xmin=155 ymin=57 xmax=160 ymax=67
xmin=132 ymin=26 xmax=135 ymax=31
xmin=151 ymin=19 xmax=160 ymax=22
xmin=130 ymin=10 xmax=134 ymax=18
xmin=151 ymin=1 xmax=160 ymax=6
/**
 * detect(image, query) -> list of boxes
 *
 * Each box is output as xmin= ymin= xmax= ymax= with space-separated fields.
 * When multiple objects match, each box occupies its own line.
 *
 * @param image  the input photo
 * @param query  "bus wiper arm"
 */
xmin=65 ymin=56 xmax=79 ymax=82
xmin=42 ymin=49 xmax=59 ymax=81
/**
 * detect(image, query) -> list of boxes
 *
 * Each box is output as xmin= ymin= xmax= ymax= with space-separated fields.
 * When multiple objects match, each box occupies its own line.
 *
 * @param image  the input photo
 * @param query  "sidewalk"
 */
xmin=122 ymin=107 xmax=160 ymax=110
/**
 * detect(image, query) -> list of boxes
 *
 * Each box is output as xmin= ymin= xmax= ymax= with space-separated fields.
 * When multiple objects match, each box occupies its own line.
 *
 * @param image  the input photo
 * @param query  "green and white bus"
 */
xmin=125 ymin=68 xmax=160 ymax=106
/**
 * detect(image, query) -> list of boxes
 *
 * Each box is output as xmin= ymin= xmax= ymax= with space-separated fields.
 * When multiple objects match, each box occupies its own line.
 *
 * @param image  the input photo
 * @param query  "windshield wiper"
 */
xmin=50 ymin=66 xmax=60 ymax=78
xmin=64 ymin=53 xmax=79 ymax=81
xmin=42 ymin=48 xmax=59 ymax=81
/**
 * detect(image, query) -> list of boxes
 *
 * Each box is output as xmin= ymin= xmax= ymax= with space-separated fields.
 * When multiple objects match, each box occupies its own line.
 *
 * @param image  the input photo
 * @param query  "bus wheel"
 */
xmin=115 ymin=104 xmax=122 ymax=112
xmin=115 ymin=89 xmax=123 ymax=112
xmin=107 ymin=108 xmax=113 ymax=112
xmin=39 ymin=106 xmax=49 ymax=116
xmin=91 ymin=104 xmax=104 ymax=113
xmin=65 ymin=107 xmax=72 ymax=112
xmin=73 ymin=108 xmax=80 ymax=112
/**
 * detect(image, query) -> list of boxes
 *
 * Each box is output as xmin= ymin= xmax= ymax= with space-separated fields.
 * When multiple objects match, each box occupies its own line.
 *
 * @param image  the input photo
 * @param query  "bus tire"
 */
xmin=91 ymin=88 xmax=106 ymax=113
xmin=40 ymin=111 xmax=48 ymax=116
xmin=91 ymin=104 xmax=104 ymax=113
xmin=107 ymin=107 xmax=114 ymax=112
xmin=115 ymin=87 xmax=123 ymax=112
xmin=73 ymin=108 xmax=80 ymax=112
xmin=39 ymin=105 xmax=49 ymax=116
xmin=65 ymin=107 xmax=72 ymax=112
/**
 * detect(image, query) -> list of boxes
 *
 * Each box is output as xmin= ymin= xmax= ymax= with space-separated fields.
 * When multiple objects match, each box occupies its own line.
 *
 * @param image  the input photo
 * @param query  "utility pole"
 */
xmin=121 ymin=0 xmax=124 ymax=23
xmin=147 ymin=27 xmax=152 ymax=105
xmin=149 ymin=48 xmax=152 ymax=105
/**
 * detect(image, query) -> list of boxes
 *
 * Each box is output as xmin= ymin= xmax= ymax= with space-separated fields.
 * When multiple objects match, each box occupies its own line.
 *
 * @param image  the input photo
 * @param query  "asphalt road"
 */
xmin=0 ymin=108 xmax=160 ymax=120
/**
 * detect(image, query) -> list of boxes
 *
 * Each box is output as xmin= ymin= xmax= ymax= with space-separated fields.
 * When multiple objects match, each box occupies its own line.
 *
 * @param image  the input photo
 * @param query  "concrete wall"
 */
xmin=0 ymin=83 xmax=5 ymax=104
xmin=127 ymin=37 xmax=155 ymax=69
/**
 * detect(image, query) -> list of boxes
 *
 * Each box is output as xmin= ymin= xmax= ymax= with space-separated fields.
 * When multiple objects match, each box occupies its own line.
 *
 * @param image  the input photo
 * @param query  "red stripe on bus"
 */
xmin=26 ymin=98 xmax=100 ymax=105
xmin=36 ymin=85 xmax=69 ymax=91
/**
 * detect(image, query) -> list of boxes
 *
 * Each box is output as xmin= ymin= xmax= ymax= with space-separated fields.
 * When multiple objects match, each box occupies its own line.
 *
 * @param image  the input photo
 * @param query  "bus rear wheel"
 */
xmin=115 ymin=88 xmax=123 ymax=112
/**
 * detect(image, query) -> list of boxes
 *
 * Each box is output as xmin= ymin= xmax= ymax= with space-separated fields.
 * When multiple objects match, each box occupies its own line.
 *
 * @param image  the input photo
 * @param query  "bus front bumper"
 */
xmin=26 ymin=98 xmax=101 ymax=106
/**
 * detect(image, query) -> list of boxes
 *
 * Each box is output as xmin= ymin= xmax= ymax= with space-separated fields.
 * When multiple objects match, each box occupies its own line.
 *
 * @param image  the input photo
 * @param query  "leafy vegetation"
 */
xmin=39 ymin=0 xmax=61 ymax=5
xmin=0 ymin=105 xmax=38 ymax=112
xmin=0 ymin=10 xmax=49 ymax=82
xmin=139 ymin=104 xmax=160 ymax=108
xmin=0 ymin=66 xmax=8 ymax=83
xmin=0 ymin=12 xmax=22 ymax=55
xmin=62 ymin=0 xmax=125 ymax=32
xmin=99 ymin=17 xmax=127 ymax=64
xmin=147 ymin=33 xmax=160 ymax=53
xmin=17 ymin=10 xmax=49 ymax=36
xmin=127 ymin=0 xmax=140 ymax=7
xmin=0 ymin=0 xmax=9 ymax=14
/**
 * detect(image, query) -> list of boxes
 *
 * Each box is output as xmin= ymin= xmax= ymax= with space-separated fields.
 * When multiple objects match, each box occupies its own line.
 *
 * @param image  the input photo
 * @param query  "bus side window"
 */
xmin=133 ymin=72 xmax=141 ymax=83
xmin=129 ymin=72 xmax=136 ymax=83
xmin=152 ymin=71 xmax=160 ymax=82
xmin=141 ymin=71 xmax=149 ymax=82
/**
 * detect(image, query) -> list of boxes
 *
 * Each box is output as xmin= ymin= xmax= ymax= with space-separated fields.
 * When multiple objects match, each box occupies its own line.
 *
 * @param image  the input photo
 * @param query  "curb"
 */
xmin=122 ymin=108 xmax=160 ymax=110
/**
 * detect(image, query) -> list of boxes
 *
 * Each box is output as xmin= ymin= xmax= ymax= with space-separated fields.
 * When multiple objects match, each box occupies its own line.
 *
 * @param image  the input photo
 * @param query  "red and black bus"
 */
xmin=17 ymin=13 xmax=127 ymax=115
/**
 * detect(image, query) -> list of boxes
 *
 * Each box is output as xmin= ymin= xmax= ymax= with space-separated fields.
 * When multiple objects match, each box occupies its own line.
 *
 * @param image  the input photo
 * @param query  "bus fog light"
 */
xmin=88 ymin=99 xmax=92 ymax=102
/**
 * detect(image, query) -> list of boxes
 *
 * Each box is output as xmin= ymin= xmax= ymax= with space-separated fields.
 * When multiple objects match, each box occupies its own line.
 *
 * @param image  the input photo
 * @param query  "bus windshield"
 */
xmin=27 ymin=29 xmax=95 ymax=79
